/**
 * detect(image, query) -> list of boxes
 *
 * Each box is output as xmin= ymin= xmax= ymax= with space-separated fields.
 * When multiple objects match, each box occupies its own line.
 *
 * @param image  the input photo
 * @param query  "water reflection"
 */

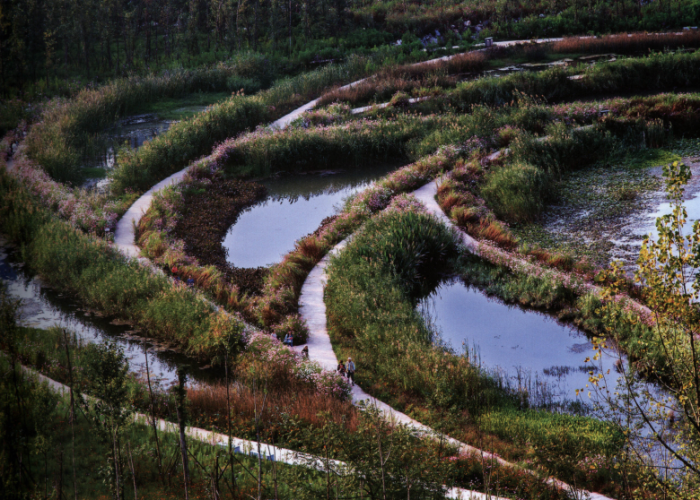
xmin=0 ymin=238 xmax=211 ymax=385
xmin=222 ymin=164 xmax=397 ymax=268
xmin=82 ymin=114 xmax=176 ymax=190
xmin=418 ymin=277 xmax=627 ymax=411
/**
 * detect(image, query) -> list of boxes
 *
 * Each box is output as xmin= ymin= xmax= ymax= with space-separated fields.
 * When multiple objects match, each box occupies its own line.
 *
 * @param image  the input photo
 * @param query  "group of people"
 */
xmin=281 ymin=333 xmax=355 ymax=386
xmin=337 ymin=357 xmax=355 ymax=386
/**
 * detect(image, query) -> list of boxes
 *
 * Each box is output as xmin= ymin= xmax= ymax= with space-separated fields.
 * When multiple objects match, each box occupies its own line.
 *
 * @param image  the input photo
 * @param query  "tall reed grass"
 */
xmin=26 ymin=53 xmax=275 ymax=183
xmin=110 ymin=56 xmax=372 ymax=194
xmin=447 ymin=50 xmax=700 ymax=111
xmin=0 ymin=169 xmax=245 ymax=362
xmin=324 ymin=208 xmax=510 ymax=414
xmin=317 ymin=51 xmax=487 ymax=107
xmin=552 ymin=31 xmax=700 ymax=55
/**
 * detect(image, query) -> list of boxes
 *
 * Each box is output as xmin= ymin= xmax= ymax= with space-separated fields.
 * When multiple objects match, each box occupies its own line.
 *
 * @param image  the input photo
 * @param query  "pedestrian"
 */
xmin=302 ymin=345 xmax=309 ymax=358
xmin=283 ymin=332 xmax=294 ymax=347
xmin=346 ymin=357 xmax=355 ymax=386
xmin=337 ymin=361 xmax=346 ymax=377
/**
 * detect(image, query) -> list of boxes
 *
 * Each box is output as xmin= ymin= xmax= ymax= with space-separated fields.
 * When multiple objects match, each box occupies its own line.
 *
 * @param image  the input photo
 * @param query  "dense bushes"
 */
xmin=0 ymin=169 xmax=245 ymax=362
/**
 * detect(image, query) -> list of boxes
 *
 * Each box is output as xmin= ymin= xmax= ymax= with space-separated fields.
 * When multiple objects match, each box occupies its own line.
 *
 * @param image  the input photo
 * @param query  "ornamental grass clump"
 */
xmin=481 ymin=161 xmax=551 ymax=223
xmin=324 ymin=207 xmax=517 ymax=414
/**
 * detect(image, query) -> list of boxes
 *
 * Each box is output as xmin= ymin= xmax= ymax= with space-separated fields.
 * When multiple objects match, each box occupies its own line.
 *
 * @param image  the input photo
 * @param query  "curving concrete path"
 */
xmin=114 ymin=169 xmax=191 ymax=259
xmin=296 ymin=180 xmax=616 ymax=500
xmin=114 ymin=36 xmax=572 ymax=258
xmin=19 ymin=361 xmax=505 ymax=500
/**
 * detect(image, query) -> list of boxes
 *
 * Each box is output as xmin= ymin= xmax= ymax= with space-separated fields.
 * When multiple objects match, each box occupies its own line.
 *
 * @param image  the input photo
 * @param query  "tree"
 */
xmin=79 ymin=342 xmax=133 ymax=500
xmin=594 ymin=161 xmax=700 ymax=498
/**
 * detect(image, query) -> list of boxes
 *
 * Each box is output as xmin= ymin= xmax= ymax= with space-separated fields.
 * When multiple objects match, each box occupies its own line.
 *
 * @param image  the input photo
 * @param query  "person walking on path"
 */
xmin=337 ymin=361 xmax=346 ymax=378
xmin=346 ymin=357 xmax=355 ymax=386
xmin=283 ymin=333 xmax=294 ymax=347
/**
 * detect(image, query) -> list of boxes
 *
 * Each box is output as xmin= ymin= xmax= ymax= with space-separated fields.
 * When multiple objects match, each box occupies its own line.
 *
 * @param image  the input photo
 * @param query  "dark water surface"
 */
xmin=82 ymin=114 xmax=176 ymax=190
xmin=419 ymin=278 xmax=629 ymax=410
xmin=0 ymin=237 xmax=212 ymax=385
xmin=222 ymin=164 xmax=397 ymax=268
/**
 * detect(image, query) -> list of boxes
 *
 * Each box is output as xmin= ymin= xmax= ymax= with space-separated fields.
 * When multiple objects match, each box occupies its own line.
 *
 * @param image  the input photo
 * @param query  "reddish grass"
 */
xmin=476 ymin=220 xmax=519 ymax=250
xmin=317 ymin=52 xmax=487 ymax=107
xmin=552 ymin=31 xmax=700 ymax=55
xmin=187 ymin=382 xmax=358 ymax=433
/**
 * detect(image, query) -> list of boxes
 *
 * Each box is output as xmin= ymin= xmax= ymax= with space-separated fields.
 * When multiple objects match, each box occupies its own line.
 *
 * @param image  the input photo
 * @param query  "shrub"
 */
xmin=482 ymin=162 xmax=551 ymax=223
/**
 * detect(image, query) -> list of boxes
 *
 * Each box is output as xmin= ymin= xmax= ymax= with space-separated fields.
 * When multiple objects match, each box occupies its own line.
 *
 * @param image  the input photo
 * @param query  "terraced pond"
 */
xmin=222 ymin=164 xmax=396 ymax=268
xmin=513 ymin=148 xmax=700 ymax=271
xmin=0 ymin=237 xmax=210 ymax=385
xmin=419 ymin=277 xmax=628 ymax=412
xmin=81 ymin=92 xmax=229 ymax=189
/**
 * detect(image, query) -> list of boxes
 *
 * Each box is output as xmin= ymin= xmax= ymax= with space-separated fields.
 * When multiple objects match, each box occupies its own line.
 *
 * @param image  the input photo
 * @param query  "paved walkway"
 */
xmin=18 ymin=362 xmax=504 ymax=500
xmin=114 ymin=169 xmax=190 ymax=259
xmin=296 ymin=180 xmax=616 ymax=500
xmin=111 ymin=36 xmax=572 ymax=259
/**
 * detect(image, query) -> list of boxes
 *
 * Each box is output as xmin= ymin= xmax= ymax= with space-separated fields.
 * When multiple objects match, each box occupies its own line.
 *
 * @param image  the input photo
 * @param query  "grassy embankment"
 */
xmin=134 ymin=90 xmax=700 ymax=337
xmin=0 ymin=165 xmax=244 ymax=363
xmin=319 ymin=42 xmax=700 ymax=109
xmin=436 ymin=93 xmax=700 ymax=267
xmin=0 ymin=283 xmax=581 ymax=500
xmin=323 ymin=207 xmax=630 ymax=496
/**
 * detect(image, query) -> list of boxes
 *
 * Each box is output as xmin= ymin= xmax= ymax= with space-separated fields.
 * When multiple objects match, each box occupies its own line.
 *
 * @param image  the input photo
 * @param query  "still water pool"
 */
xmin=419 ymin=278 xmax=628 ymax=409
xmin=223 ymin=164 xmax=396 ymax=268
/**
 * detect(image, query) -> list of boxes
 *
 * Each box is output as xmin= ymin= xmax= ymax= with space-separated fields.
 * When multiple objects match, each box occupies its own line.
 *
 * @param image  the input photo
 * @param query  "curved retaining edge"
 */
xmin=297 ymin=180 xmax=616 ymax=500
xmin=113 ymin=36 xmax=571 ymax=261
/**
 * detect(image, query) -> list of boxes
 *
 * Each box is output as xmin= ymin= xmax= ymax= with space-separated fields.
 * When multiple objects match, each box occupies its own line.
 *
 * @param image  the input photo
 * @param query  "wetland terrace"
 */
xmin=3 ymin=9 xmax=700 ymax=499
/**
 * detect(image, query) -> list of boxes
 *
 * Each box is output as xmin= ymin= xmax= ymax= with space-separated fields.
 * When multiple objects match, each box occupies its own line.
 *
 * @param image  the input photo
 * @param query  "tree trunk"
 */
xmin=143 ymin=342 xmax=163 ymax=481
xmin=63 ymin=330 xmax=78 ymax=500
xmin=176 ymin=370 xmax=190 ymax=500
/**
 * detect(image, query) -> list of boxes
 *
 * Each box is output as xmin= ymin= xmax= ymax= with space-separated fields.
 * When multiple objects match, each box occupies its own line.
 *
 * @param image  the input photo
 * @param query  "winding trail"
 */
xmin=113 ymin=37 xmax=570 ymax=258
xmin=296 ymin=180 xmax=617 ymax=500
xmin=17 ymin=362 xmax=505 ymax=500
xmin=107 ymin=36 xmax=649 ymax=500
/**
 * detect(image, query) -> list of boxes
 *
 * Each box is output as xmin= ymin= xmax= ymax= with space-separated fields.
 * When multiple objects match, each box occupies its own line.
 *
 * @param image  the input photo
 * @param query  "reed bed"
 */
xmin=322 ymin=202 xmax=625 ymax=492
xmin=317 ymin=51 xmax=487 ymax=107
xmin=447 ymin=50 xmax=700 ymax=111
xmin=110 ymin=56 xmax=371 ymax=194
xmin=0 ymin=169 xmax=245 ymax=363
xmin=187 ymin=382 xmax=359 ymax=437
xmin=26 ymin=53 xmax=272 ymax=183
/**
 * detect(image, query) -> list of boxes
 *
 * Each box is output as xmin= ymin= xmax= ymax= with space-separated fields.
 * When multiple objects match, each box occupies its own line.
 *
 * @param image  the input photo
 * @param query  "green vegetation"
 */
xmin=109 ymin=58 xmax=370 ymax=193
xmin=0 ymin=168 xmax=245 ymax=362
xmin=5 ymin=0 xmax=700 ymax=97
xmin=324 ymin=208 xmax=628 ymax=494
xmin=446 ymin=50 xmax=700 ymax=112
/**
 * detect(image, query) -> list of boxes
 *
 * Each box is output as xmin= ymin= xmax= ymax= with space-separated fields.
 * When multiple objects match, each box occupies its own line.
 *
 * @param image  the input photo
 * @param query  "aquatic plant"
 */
xmin=0 ymin=169 xmax=246 ymax=363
